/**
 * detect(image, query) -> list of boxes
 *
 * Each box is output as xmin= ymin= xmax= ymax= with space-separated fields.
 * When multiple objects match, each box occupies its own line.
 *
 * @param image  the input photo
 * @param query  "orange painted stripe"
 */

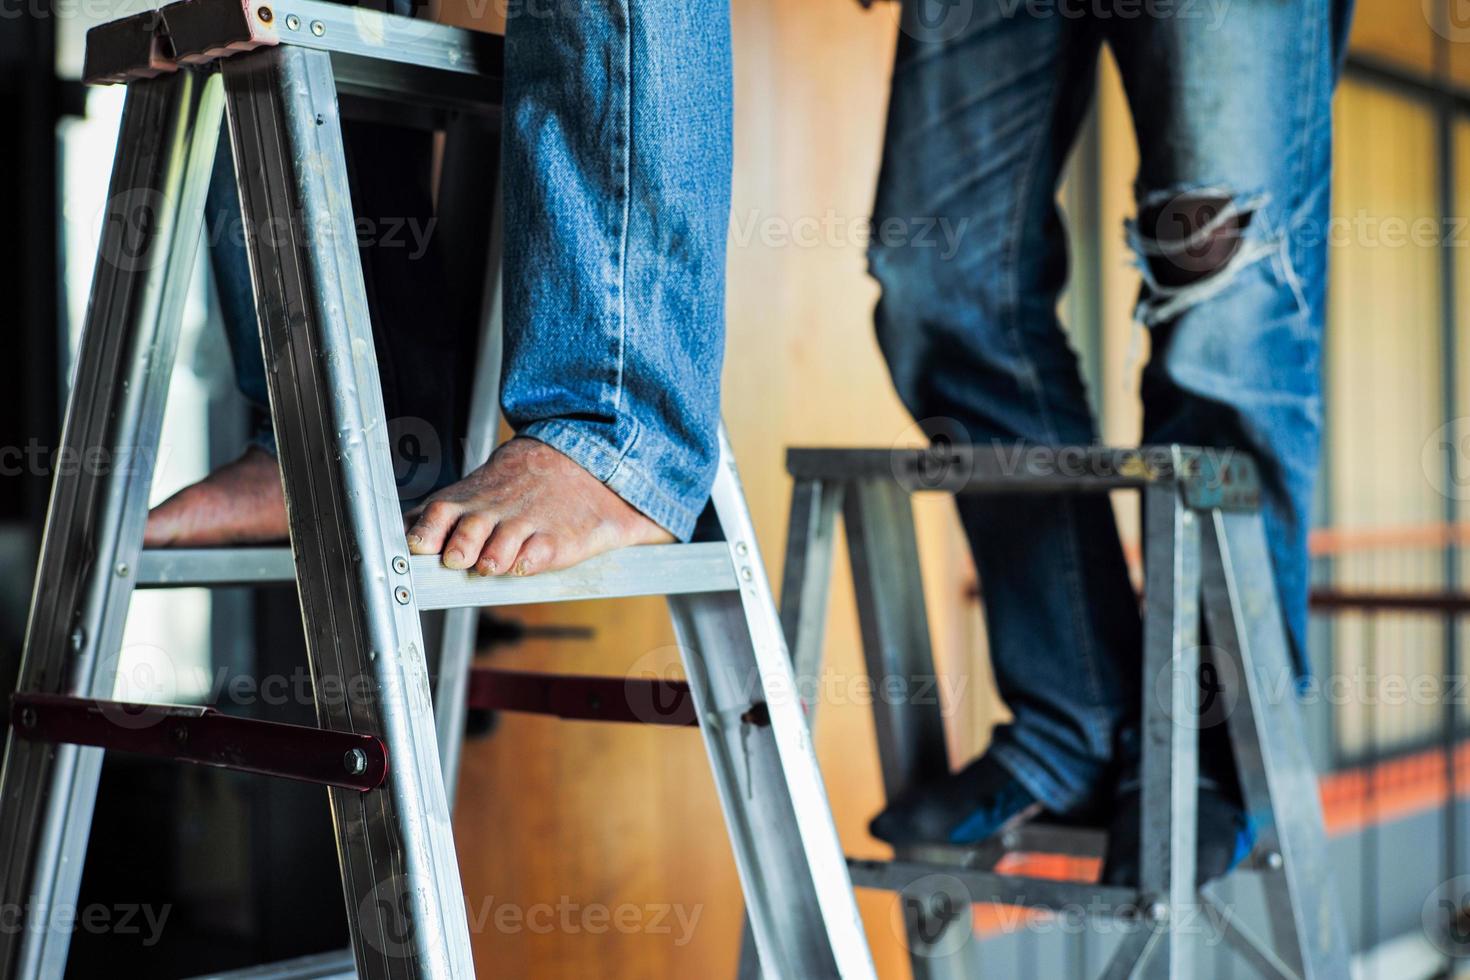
xmin=1116 ymin=522 xmax=1470 ymax=568
xmin=1309 ymin=522 xmax=1470 ymax=556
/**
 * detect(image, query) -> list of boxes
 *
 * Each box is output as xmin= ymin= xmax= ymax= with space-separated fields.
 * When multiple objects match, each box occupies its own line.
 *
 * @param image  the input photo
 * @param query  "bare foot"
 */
xmin=404 ymin=437 xmax=674 ymax=576
xmin=143 ymin=444 xmax=289 ymax=548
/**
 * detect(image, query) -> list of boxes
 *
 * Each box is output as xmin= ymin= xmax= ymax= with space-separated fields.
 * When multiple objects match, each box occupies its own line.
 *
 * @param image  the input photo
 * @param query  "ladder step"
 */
xmin=86 ymin=0 xmax=504 ymax=115
xmin=846 ymin=857 xmax=1141 ymax=916
xmin=787 ymin=444 xmax=1261 ymax=510
xmin=949 ymin=821 xmax=1109 ymax=869
xmin=137 ymin=547 xmax=296 ymax=587
xmin=1002 ymin=821 xmax=1109 ymax=860
xmin=10 ymin=694 xmax=387 ymax=791
xmin=82 ymin=10 xmax=177 ymax=85
xmin=409 ymin=542 xmax=739 ymax=609
xmin=136 ymin=541 xmax=740 ymax=607
xmin=188 ymin=949 xmax=355 ymax=979
xmin=466 ymin=668 xmax=699 ymax=727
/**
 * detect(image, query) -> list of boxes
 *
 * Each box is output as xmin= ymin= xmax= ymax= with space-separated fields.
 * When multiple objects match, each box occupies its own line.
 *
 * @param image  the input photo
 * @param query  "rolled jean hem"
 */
xmin=518 ymin=418 xmax=703 ymax=541
xmin=987 ymin=740 xmax=1096 ymax=814
xmin=249 ymin=426 xmax=278 ymax=460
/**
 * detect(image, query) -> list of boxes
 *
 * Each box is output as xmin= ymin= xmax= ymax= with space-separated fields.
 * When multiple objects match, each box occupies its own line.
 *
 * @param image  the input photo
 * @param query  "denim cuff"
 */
xmin=987 ymin=740 xmax=1089 ymax=814
xmin=518 ymin=419 xmax=703 ymax=541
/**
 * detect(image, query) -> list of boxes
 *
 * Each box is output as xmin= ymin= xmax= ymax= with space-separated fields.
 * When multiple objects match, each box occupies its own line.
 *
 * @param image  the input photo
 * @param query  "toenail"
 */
xmin=407 ymin=533 xmax=423 ymax=547
xmin=447 ymin=549 xmax=463 ymax=564
xmin=513 ymin=560 xmax=529 ymax=576
xmin=484 ymin=558 xmax=498 ymax=574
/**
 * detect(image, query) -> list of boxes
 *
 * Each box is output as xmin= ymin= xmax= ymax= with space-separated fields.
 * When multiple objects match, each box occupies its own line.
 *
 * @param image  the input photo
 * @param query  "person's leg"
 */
xmin=142 ymin=133 xmax=287 ymax=548
xmin=867 ymin=0 xmax=1138 ymax=839
xmin=144 ymin=120 xmax=464 ymax=546
xmin=1098 ymin=0 xmax=1354 ymax=885
xmin=404 ymin=0 xmax=733 ymax=574
xmin=1111 ymin=0 xmax=1351 ymax=676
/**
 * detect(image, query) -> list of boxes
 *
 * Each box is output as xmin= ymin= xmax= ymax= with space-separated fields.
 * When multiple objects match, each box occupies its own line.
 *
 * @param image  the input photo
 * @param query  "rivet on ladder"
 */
xmin=256 ymin=5 xmax=273 ymax=23
xmin=1145 ymin=900 xmax=1169 ymax=924
xmin=1265 ymin=851 xmax=1283 ymax=871
xmin=114 ymin=562 xmax=129 ymax=578
xmin=735 ymin=541 xmax=749 ymax=557
xmin=740 ymin=702 xmax=771 ymax=727
xmin=393 ymin=586 xmax=411 ymax=605
xmin=18 ymin=707 xmax=36 ymax=730
xmin=391 ymin=556 xmax=409 ymax=574
xmin=344 ymin=748 xmax=368 ymax=776
xmin=310 ymin=19 xmax=325 ymax=36
xmin=69 ymin=627 xmax=85 ymax=653
xmin=285 ymin=12 xmax=300 ymax=29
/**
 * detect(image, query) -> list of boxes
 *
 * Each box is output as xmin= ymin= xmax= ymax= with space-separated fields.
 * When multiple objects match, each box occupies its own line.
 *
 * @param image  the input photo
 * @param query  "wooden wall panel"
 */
xmin=1326 ymin=81 xmax=1446 ymax=759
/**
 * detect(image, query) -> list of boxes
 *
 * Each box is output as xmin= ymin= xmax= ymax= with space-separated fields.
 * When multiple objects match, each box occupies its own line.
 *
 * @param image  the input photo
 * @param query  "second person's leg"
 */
xmin=867 ymin=1 xmax=1138 ymax=842
xmin=1098 ymin=0 xmax=1353 ymax=885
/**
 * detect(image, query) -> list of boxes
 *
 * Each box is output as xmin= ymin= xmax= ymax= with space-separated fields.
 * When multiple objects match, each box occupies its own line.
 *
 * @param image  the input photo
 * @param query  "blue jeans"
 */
xmin=871 ymin=0 xmax=1353 ymax=810
xmin=210 ymin=0 xmax=733 ymax=538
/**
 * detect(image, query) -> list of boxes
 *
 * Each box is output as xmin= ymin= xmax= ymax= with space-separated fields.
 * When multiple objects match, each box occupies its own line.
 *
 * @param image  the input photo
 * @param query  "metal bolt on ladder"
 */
xmin=736 ymin=444 xmax=1351 ymax=979
xmin=0 ymin=4 xmax=877 ymax=978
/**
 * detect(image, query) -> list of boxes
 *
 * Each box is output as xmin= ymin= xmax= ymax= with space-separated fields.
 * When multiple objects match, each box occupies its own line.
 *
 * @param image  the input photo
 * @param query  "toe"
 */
xmin=443 ymin=513 xmax=495 ymax=570
xmin=407 ymin=500 xmax=462 ymax=555
xmin=482 ymin=519 xmax=535 ymax=575
xmin=512 ymin=532 xmax=558 ymax=576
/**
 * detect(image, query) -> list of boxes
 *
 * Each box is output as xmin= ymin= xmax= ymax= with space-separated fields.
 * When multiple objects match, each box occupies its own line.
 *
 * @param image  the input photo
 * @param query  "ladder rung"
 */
xmin=786 ymin=444 xmax=1261 ymax=510
xmin=188 ymin=949 xmax=355 ymax=979
xmin=411 ymin=542 xmax=739 ymax=610
xmin=10 ymin=694 xmax=386 ymax=792
xmin=466 ymin=668 xmax=699 ymax=727
xmin=846 ymin=857 xmax=1140 ymax=916
xmin=136 ymin=542 xmax=740 ymax=607
xmin=137 ymin=547 xmax=296 ymax=587
xmin=934 ymin=821 xmax=1109 ymax=867
xmin=1000 ymin=821 xmax=1109 ymax=860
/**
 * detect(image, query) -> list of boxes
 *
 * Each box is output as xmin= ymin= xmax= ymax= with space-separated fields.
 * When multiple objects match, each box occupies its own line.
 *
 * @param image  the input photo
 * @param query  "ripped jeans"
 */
xmin=870 ymin=0 xmax=1354 ymax=809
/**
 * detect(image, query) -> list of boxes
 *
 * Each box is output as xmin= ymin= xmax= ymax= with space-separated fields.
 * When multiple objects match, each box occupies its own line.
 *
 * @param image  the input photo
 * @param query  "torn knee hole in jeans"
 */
xmin=1127 ymin=188 xmax=1276 ymax=326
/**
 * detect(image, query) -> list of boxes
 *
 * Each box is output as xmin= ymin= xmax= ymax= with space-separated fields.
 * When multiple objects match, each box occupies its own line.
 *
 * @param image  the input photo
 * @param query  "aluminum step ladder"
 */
xmin=740 ymin=444 xmax=1351 ymax=979
xmin=0 ymin=3 xmax=877 ymax=977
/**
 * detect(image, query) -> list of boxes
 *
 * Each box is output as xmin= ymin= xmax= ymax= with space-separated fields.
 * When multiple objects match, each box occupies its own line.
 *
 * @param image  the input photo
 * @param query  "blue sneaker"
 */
xmin=1099 ymin=781 xmax=1254 ymax=888
xmin=869 ymin=755 xmax=1045 ymax=848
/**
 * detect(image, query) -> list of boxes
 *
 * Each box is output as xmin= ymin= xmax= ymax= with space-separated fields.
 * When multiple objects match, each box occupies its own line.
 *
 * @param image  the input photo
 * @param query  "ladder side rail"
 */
xmin=843 ymin=477 xmax=973 ymax=979
xmin=737 ymin=475 xmax=845 ymax=979
xmin=221 ymin=45 xmax=472 ymax=979
xmin=1097 ymin=922 xmax=1166 ymax=980
xmin=1197 ymin=886 xmax=1302 ymax=980
xmin=433 ymin=151 xmax=504 ymax=805
xmin=667 ymin=592 xmax=846 ymax=979
xmin=0 ymin=69 xmax=223 ymax=980
xmin=779 ymin=478 xmax=845 ymax=692
xmin=1200 ymin=509 xmax=1351 ymax=980
xmin=668 ymin=429 xmax=876 ymax=979
xmin=1137 ymin=481 xmax=1202 ymax=979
